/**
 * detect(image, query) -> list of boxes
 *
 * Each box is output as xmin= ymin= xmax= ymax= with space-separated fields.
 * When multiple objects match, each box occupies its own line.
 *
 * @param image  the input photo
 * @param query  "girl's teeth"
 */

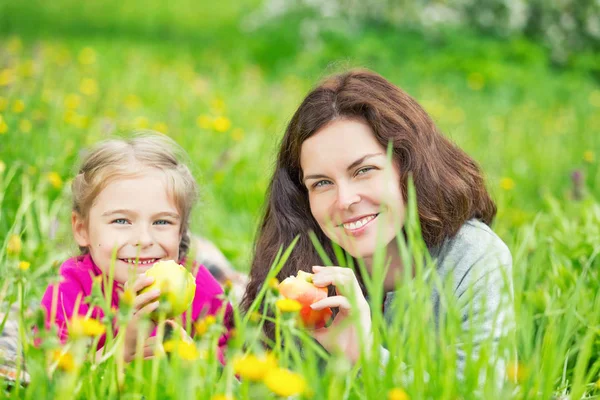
xmin=124 ymin=258 xmax=157 ymax=265
xmin=343 ymin=215 xmax=376 ymax=230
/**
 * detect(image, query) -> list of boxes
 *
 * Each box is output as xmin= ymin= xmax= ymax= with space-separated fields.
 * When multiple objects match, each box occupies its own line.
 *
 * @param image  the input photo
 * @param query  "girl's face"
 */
xmin=300 ymin=119 xmax=405 ymax=260
xmin=72 ymin=168 xmax=182 ymax=284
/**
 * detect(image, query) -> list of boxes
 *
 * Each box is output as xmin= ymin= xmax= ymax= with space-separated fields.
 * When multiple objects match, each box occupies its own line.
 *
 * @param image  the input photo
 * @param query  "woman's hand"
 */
xmin=122 ymin=274 xmax=160 ymax=363
xmin=309 ymin=266 xmax=372 ymax=364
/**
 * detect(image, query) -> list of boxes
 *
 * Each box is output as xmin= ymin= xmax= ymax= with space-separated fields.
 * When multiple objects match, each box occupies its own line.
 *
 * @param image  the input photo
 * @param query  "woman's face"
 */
xmin=300 ymin=119 xmax=405 ymax=259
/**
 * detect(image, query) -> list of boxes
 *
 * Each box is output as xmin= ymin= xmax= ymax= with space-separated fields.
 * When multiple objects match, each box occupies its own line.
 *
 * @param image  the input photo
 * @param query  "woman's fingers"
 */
xmin=311 ymin=295 xmax=352 ymax=312
xmin=311 ymin=266 xmax=361 ymax=296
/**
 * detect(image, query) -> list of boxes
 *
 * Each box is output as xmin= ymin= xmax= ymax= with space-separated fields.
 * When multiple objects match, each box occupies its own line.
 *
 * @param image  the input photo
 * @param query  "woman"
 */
xmin=241 ymin=69 xmax=513 ymax=375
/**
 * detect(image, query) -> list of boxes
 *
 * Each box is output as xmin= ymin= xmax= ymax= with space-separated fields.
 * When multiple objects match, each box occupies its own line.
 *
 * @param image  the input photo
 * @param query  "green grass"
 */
xmin=1 ymin=0 xmax=600 ymax=398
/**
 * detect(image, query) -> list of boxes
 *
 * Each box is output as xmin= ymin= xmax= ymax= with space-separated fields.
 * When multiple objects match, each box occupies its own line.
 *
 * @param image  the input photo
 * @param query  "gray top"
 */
xmin=381 ymin=219 xmax=514 ymax=378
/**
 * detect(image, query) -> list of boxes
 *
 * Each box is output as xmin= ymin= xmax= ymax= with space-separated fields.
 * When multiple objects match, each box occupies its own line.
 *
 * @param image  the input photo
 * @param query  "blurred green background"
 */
xmin=1 ymin=0 xmax=599 ymax=270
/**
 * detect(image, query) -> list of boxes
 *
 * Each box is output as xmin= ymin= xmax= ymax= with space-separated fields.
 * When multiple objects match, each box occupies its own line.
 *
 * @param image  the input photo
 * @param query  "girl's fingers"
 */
xmin=130 ymin=275 xmax=155 ymax=293
xmin=134 ymin=300 xmax=160 ymax=317
xmin=310 ymin=295 xmax=352 ymax=312
xmin=133 ymin=288 xmax=161 ymax=309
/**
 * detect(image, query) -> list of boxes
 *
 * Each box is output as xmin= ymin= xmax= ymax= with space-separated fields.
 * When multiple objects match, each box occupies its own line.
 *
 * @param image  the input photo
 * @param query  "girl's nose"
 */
xmin=135 ymin=225 xmax=154 ymax=248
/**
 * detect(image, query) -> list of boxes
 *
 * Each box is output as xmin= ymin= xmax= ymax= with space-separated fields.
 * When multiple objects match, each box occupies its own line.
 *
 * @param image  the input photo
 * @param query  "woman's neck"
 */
xmin=363 ymin=239 xmax=405 ymax=292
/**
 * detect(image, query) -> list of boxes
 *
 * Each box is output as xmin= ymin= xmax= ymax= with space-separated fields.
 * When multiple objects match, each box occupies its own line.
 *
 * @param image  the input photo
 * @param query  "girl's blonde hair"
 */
xmin=72 ymin=131 xmax=198 ymax=259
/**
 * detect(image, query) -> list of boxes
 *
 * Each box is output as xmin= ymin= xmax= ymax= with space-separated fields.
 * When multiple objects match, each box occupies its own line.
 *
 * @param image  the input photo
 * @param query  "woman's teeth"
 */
xmin=343 ymin=214 xmax=377 ymax=230
xmin=123 ymin=258 xmax=158 ymax=265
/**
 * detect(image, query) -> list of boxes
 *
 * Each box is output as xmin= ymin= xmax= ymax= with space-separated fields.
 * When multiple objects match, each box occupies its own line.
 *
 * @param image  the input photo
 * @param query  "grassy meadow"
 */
xmin=1 ymin=0 xmax=600 ymax=398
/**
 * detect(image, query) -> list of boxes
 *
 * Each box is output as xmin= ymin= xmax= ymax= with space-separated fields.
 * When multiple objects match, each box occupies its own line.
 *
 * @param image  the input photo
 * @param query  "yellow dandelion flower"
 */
xmin=231 ymin=128 xmax=244 ymax=142
xmin=447 ymin=107 xmax=465 ymax=124
xmin=268 ymin=277 xmax=279 ymax=290
xmin=0 ymin=160 xmax=5 ymax=173
xmin=467 ymin=72 xmax=485 ymax=91
xmin=41 ymin=90 xmax=53 ymax=104
xmin=249 ymin=311 xmax=262 ymax=323
xmin=64 ymin=93 xmax=81 ymax=110
xmin=0 ymin=117 xmax=7 ymax=135
xmin=7 ymin=36 xmax=22 ymax=53
xmin=19 ymin=119 xmax=32 ymax=133
xmin=584 ymin=151 xmax=595 ymax=163
xmin=72 ymin=114 xmax=90 ymax=129
xmin=12 ymin=99 xmax=25 ymax=113
xmin=499 ymin=177 xmax=515 ymax=191
xmin=388 ymin=388 xmax=410 ymax=400
xmin=6 ymin=234 xmax=22 ymax=257
xmin=211 ymin=98 xmax=226 ymax=113
xmin=70 ymin=316 xmax=106 ymax=338
xmin=264 ymin=367 xmax=305 ymax=397
xmin=153 ymin=122 xmax=168 ymax=134
xmin=0 ymin=69 xmax=16 ymax=86
xmin=120 ymin=288 xmax=135 ymax=306
xmin=79 ymin=78 xmax=98 ymax=96
xmin=233 ymin=353 xmax=277 ymax=381
xmin=213 ymin=116 xmax=231 ymax=132
xmin=506 ymin=361 xmax=528 ymax=383
xmin=18 ymin=261 xmax=31 ymax=271
xmin=194 ymin=315 xmax=216 ymax=336
xmin=276 ymin=298 xmax=302 ymax=313
xmin=589 ymin=90 xmax=600 ymax=108
xmin=78 ymin=47 xmax=97 ymax=65
xmin=19 ymin=60 xmax=35 ymax=78
xmin=163 ymin=340 xmax=201 ymax=361
xmin=596 ymin=377 xmax=600 ymax=389
xmin=196 ymin=115 xmax=212 ymax=129
xmin=0 ymin=96 xmax=7 ymax=111
xmin=211 ymin=395 xmax=234 ymax=400
xmin=51 ymin=349 xmax=75 ymax=372
xmin=133 ymin=116 xmax=149 ymax=129
xmin=47 ymin=172 xmax=63 ymax=189
xmin=124 ymin=94 xmax=141 ymax=110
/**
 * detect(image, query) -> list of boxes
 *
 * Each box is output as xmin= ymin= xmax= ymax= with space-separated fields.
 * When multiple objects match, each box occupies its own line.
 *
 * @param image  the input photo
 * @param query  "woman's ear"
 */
xmin=72 ymin=211 xmax=90 ymax=248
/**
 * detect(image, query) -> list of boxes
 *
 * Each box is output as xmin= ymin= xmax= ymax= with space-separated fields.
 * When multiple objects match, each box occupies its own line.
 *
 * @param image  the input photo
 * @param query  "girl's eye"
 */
xmin=154 ymin=220 xmax=171 ymax=226
xmin=112 ymin=218 xmax=129 ymax=225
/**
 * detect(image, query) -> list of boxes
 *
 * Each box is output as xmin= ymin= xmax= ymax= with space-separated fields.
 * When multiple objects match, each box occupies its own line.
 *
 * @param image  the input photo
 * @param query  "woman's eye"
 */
xmin=112 ymin=218 xmax=128 ymax=225
xmin=154 ymin=220 xmax=171 ymax=226
xmin=313 ymin=180 xmax=332 ymax=188
xmin=356 ymin=166 xmax=374 ymax=176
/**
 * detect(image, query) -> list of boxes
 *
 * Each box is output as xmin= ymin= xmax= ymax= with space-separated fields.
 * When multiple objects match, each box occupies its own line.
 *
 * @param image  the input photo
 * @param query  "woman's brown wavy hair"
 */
xmin=241 ymin=69 xmax=496 ymax=315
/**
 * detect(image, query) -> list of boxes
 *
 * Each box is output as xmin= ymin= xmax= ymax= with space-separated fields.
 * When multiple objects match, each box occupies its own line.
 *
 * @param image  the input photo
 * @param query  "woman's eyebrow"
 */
xmin=346 ymin=153 xmax=385 ymax=171
xmin=303 ymin=153 xmax=384 ymax=184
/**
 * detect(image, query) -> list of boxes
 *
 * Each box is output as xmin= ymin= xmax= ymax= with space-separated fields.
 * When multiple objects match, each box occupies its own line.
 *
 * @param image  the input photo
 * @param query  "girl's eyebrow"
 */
xmin=303 ymin=153 xmax=384 ymax=184
xmin=101 ymin=209 xmax=135 ymax=217
xmin=154 ymin=212 xmax=181 ymax=220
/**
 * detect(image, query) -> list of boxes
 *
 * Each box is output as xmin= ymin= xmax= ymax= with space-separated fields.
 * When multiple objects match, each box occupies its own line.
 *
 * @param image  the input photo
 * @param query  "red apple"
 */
xmin=278 ymin=271 xmax=332 ymax=329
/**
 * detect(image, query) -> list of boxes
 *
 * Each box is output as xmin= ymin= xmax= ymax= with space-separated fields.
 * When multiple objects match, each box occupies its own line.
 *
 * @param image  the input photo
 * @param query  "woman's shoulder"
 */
xmin=433 ymin=219 xmax=512 ymax=288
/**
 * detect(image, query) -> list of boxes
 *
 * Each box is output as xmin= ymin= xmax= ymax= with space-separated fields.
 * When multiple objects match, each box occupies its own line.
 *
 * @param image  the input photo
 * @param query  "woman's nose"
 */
xmin=335 ymin=183 xmax=360 ymax=210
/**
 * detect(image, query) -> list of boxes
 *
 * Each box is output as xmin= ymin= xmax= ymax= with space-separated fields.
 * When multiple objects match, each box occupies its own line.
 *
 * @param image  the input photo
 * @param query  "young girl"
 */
xmin=241 ymin=69 xmax=513 ymax=376
xmin=40 ymin=132 xmax=232 ymax=362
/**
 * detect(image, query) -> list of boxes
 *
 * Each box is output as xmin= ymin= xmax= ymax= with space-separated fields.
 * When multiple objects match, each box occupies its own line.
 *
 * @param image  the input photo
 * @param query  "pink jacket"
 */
xmin=40 ymin=254 xmax=232 ymax=362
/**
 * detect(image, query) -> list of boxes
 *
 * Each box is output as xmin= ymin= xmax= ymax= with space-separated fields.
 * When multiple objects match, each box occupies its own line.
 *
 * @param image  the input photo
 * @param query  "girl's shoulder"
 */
xmin=58 ymin=254 xmax=102 ymax=280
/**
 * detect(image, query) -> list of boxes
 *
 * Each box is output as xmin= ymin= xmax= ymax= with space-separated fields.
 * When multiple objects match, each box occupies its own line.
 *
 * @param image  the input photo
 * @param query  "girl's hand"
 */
xmin=309 ymin=266 xmax=372 ymax=364
xmin=123 ymin=274 xmax=160 ymax=362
